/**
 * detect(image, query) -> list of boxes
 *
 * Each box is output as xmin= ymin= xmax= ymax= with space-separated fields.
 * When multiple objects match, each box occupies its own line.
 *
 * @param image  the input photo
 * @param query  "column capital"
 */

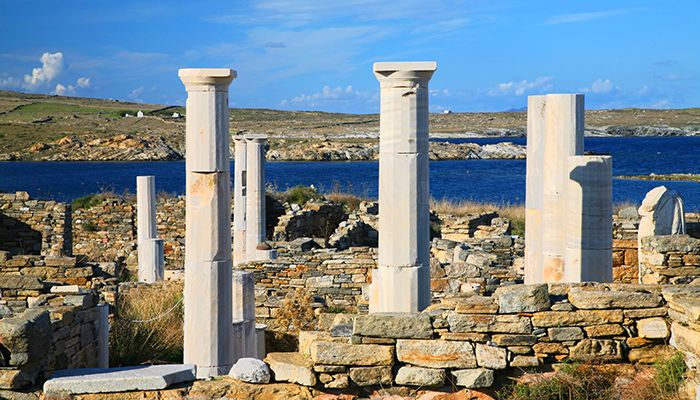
xmin=244 ymin=133 xmax=268 ymax=144
xmin=179 ymin=68 xmax=236 ymax=91
xmin=232 ymin=135 xmax=247 ymax=143
xmin=373 ymin=61 xmax=436 ymax=86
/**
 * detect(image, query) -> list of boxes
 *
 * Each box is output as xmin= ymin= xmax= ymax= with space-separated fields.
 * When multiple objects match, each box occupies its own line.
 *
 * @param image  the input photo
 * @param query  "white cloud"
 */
xmin=545 ymin=8 xmax=643 ymax=25
xmin=76 ymin=77 xmax=91 ymax=88
xmin=52 ymin=83 xmax=75 ymax=96
xmin=281 ymin=84 xmax=377 ymax=111
xmin=128 ymin=86 xmax=145 ymax=101
xmin=488 ymin=76 xmax=554 ymax=96
xmin=581 ymin=78 xmax=614 ymax=94
xmin=23 ymin=52 xmax=63 ymax=88
xmin=650 ymin=99 xmax=671 ymax=109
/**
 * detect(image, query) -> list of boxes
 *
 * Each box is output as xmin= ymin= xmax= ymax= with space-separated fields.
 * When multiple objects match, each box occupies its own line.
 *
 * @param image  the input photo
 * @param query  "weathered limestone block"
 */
xmin=330 ymin=314 xmax=355 ymax=337
xmin=569 ymin=339 xmax=623 ymax=361
xmin=475 ymin=344 xmax=507 ymax=369
xmin=637 ymin=317 xmax=669 ymax=339
xmin=229 ymin=358 xmax=271 ymax=384
xmin=447 ymin=313 xmax=532 ymax=334
xmin=395 ymin=366 xmax=445 ymax=387
xmin=628 ymin=345 xmax=676 ymax=363
xmin=352 ymin=313 xmax=432 ymax=339
xmin=309 ymin=342 xmax=393 ymax=366
xmin=491 ymin=334 xmax=537 ymax=346
xmin=583 ymin=324 xmax=625 ymax=337
xmin=532 ymin=310 xmax=623 ymax=327
xmin=448 ymin=296 xmax=498 ymax=314
xmin=0 ymin=308 xmax=51 ymax=367
xmin=264 ymin=353 xmax=316 ymax=387
xmin=348 ymin=366 xmax=392 ymax=386
xmin=533 ymin=342 xmax=568 ymax=355
xmin=494 ymin=284 xmax=550 ymax=313
xmin=396 ymin=339 xmax=476 ymax=368
xmin=451 ymin=368 xmax=494 ymax=388
xmin=567 ymin=289 xmax=661 ymax=309
xmin=548 ymin=327 xmax=584 ymax=341
xmin=511 ymin=355 xmax=540 ymax=367
xmin=670 ymin=322 xmax=700 ymax=356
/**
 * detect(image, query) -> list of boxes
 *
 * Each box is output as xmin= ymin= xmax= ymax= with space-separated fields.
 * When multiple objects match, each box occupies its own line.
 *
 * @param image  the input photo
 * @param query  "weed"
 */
xmin=72 ymin=194 xmax=104 ymax=209
xmin=281 ymin=185 xmax=322 ymax=206
xmin=109 ymin=282 xmax=184 ymax=366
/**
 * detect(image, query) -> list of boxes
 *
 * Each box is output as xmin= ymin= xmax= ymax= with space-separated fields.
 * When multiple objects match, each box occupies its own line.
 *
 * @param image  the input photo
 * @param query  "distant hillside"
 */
xmin=0 ymin=90 xmax=698 ymax=161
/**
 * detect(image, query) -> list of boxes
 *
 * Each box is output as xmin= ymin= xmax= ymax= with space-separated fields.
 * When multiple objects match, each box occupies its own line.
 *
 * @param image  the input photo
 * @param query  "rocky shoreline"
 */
xmin=0 ymin=135 xmax=526 ymax=162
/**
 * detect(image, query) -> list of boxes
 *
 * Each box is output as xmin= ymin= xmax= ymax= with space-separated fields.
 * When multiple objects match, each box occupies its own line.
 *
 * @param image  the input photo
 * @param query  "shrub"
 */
xmin=109 ymin=283 xmax=184 ymax=366
xmin=282 ymin=185 xmax=321 ymax=206
xmin=72 ymin=194 xmax=104 ymax=209
xmin=81 ymin=221 xmax=99 ymax=232
xmin=499 ymin=363 xmax=618 ymax=400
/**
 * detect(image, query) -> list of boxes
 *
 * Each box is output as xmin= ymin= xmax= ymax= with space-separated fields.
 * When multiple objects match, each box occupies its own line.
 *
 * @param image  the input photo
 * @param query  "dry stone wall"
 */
xmin=282 ymin=283 xmax=679 ymax=390
xmin=639 ymin=235 xmax=700 ymax=284
xmin=0 ymin=192 xmax=70 ymax=257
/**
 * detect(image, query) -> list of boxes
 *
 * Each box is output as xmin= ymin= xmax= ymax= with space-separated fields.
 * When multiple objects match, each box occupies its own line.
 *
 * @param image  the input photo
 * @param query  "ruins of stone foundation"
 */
xmin=2 ymin=64 xmax=700 ymax=399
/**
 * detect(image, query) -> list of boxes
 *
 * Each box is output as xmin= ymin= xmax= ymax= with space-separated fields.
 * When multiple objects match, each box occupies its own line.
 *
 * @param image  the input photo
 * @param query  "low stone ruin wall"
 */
xmin=640 ymin=235 xmax=700 ymax=284
xmin=281 ymin=283 xmax=682 ymax=391
xmin=0 ymin=192 xmax=71 ymax=257
xmin=72 ymin=196 xmax=185 ymax=272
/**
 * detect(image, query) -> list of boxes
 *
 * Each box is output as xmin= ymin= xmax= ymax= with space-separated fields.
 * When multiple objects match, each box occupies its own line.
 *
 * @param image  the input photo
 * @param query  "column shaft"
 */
xmin=137 ymin=175 xmax=163 ymax=283
xmin=565 ymin=155 xmax=612 ymax=282
xmin=179 ymin=68 xmax=235 ymax=378
xmin=540 ymin=94 xmax=584 ymax=282
xmin=524 ymin=96 xmax=545 ymax=284
xmin=233 ymin=137 xmax=247 ymax=266
xmin=371 ymin=61 xmax=436 ymax=313
xmin=245 ymin=135 xmax=275 ymax=262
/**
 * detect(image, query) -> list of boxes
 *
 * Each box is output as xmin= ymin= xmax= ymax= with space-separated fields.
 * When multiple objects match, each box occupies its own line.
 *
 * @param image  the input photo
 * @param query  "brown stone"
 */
xmin=396 ymin=339 xmax=476 ymax=368
xmin=348 ymin=366 xmax=392 ymax=386
xmin=583 ymin=324 xmax=625 ymax=337
xmin=569 ymin=339 xmax=623 ymax=361
xmin=310 ymin=342 xmax=393 ymax=366
xmin=532 ymin=342 xmax=568 ymax=355
xmin=447 ymin=313 xmax=532 ymax=333
xmin=531 ymin=310 xmax=623 ymax=327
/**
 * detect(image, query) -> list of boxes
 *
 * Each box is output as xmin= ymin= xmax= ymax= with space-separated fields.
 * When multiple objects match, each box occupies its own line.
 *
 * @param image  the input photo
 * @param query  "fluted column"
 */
xmin=179 ymin=68 xmax=235 ymax=378
xmin=369 ymin=61 xmax=436 ymax=313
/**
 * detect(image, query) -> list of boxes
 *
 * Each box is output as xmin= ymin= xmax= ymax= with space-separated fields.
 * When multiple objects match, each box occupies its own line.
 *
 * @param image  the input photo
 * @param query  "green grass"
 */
xmin=1 ymin=102 xmax=138 ymax=121
xmin=72 ymin=194 xmax=105 ymax=209
xmin=278 ymin=185 xmax=322 ymax=205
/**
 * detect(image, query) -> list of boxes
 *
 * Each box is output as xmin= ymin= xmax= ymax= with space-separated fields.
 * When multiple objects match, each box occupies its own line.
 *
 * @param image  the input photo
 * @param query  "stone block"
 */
xmin=348 ymin=366 xmax=392 ymax=386
xmin=451 ymin=368 xmax=494 ymax=388
xmin=491 ymin=334 xmax=537 ymax=346
xmin=568 ymin=339 xmax=623 ymax=362
xmin=476 ymin=343 xmax=507 ymax=369
xmin=548 ymin=327 xmax=584 ymax=341
xmin=0 ymin=308 xmax=51 ymax=368
xmin=395 ymin=366 xmax=445 ymax=387
xmin=396 ymin=339 xmax=476 ymax=368
xmin=353 ymin=313 xmax=432 ymax=339
xmin=531 ymin=310 xmax=623 ymax=327
xmin=264 ymin=352 xmax=316 ymax=387
xmin=447 ymin=313 xmax=532 ymax=334
xmin=43 ymin=364 xmax=195 ymax=395
xmin=583 ymin=324 xmax=625 ymax=337
xmin=229 ymin=358 xmax=270 ymax=384
xmin=637 ymin=317 xmax=669 ymax=339
xmin=494 ymin=284 xmax=550 ymax=313
xmin=567 ymin=289 xmax=661 ymax=309
xmin=452 ymin=296 xmax=499 ymax=314
xmin=511 ymin=355 xmax=540 ymax=367
xmin=628 ymin=345 xmax=676 ymax=363
xmin=310 ymin=342 xmax=393 ymax=366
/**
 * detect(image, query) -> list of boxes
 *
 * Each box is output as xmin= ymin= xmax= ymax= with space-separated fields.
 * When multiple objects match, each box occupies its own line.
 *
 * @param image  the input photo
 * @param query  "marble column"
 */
xmin=232 ymin=271 xmax=257 ymax=361
xmin=179 ymin=68 xmax=235 ymax=378
xmin=137 ymin=176 xmax=164 ymax=283
xmin=244 ymin=134 xmax=276 ymax=262
xmin=369 ymin=61 xmax=436 ymax=313
xmin=524 ymin=96 xmax=545 ymax=284
xmin=565 ymin=155 xmax=613 ymax=282
xmin=233 ymin=137 xmax=247 ymax=266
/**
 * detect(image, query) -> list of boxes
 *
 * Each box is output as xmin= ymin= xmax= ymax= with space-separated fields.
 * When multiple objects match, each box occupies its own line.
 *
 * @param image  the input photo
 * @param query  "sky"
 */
xmin=0 ymin=0 xmax=698 ymax=113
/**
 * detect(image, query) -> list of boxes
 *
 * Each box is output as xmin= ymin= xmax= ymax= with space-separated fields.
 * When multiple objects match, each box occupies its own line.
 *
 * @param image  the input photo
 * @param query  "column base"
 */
xmin=369 ymin=266 xmax=429 ymax=313
xmin=195 ymin=365 xmax=232 ymax=379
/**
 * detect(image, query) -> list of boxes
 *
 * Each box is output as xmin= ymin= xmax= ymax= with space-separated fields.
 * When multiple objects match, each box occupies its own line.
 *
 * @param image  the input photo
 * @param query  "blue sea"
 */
xmin=1 ymin=136 xmax=699 ymax=210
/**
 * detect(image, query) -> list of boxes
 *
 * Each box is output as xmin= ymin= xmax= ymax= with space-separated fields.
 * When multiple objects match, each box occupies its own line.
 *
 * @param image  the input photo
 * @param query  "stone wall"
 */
xmin=0 ymin=253 xmax=103 ymax=390
xmin=282 ymin=283 xmax=678 ymax=390
xmin=0 ymin=192 xmax=71 ymax=257
xmin=639 ymin=235 xmax=700 ymax=284
xmin=72 ymin=196 xmax=185 ymax=271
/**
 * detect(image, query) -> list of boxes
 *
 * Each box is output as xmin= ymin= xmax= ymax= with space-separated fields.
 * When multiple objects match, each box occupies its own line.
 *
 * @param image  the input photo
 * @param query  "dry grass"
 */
xmin=267 ymin=288 xmax=317 ymax=353
xmin=109 ymin=282 xmax=184 ymax=366
xmin=325 ymin=191 xmax=371 ymax=212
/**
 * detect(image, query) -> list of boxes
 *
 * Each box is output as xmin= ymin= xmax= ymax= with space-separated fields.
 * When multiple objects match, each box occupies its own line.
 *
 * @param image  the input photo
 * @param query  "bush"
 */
xmin=500 ymin=363 xmax=617 ymax=400
xmin=72 ymin=194 xmax=104 ymax=209
xmin=282 ymin=185 xmax=321 ymax=206
xmin=110 ymin=283 xmax=184 ymax=366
